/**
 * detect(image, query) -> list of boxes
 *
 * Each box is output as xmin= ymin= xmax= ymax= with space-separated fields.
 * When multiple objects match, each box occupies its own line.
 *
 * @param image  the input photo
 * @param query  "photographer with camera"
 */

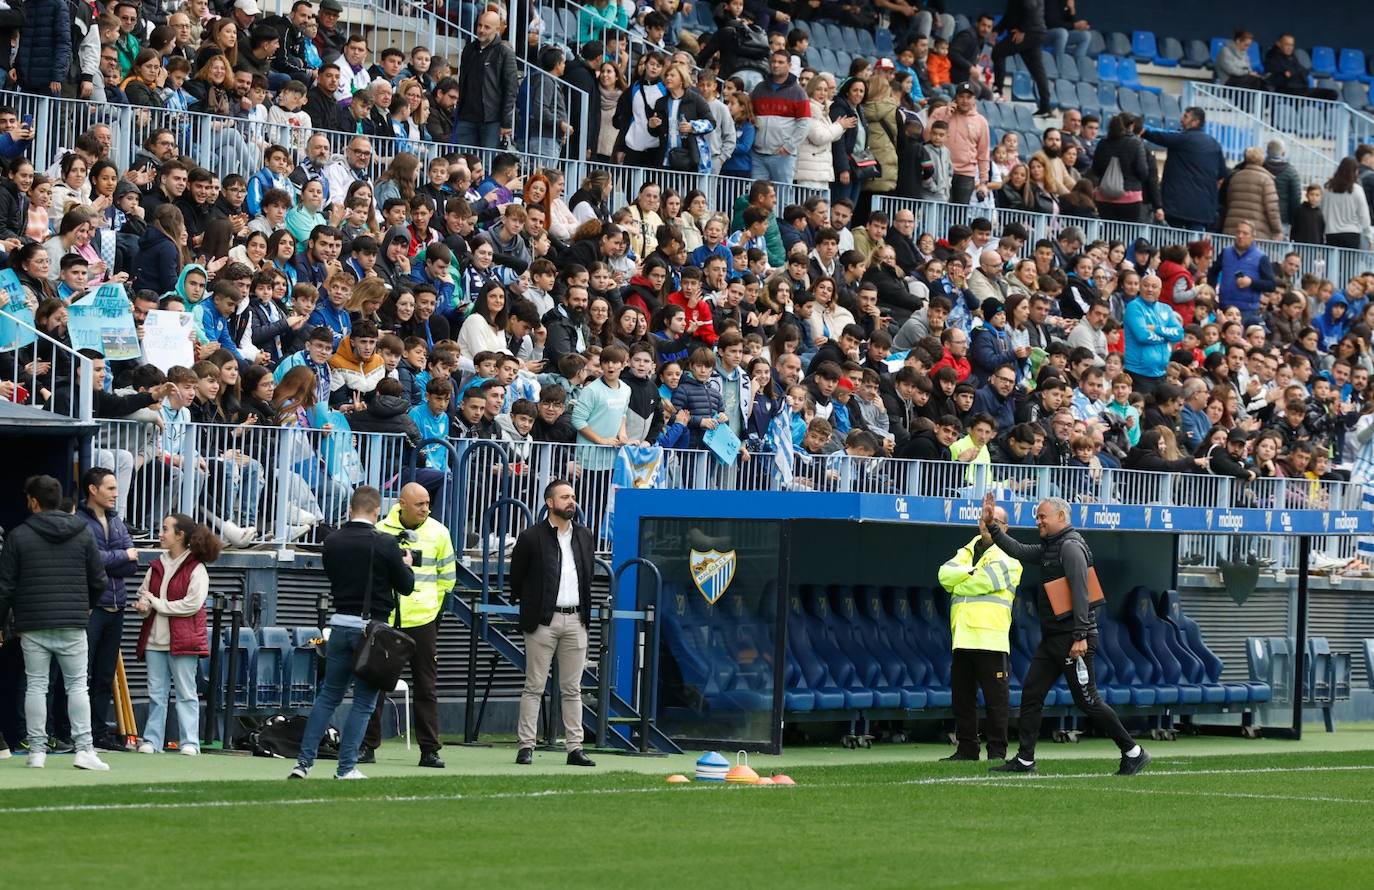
xmin=362 ymin=482 xmax=456 ymax=768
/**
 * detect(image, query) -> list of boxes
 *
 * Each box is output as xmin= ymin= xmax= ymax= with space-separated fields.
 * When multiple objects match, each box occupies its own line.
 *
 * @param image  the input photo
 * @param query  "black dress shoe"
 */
xmin=418 ymin=751 xmax=446 ymax=768
xmin=356 ymin=747 xmax=376 ymax=764
xmin=566 ymin=749 xmax=596 ymax=767
xmin=93 ymin=735 xmax=129 ymax=753
xmin=515 ymin=747 xmax=533 ymax=765
xmin=989 ymin=757 xmax=1036 ymax=774
xmin=939 ymin=751 xmax=980 ymax=762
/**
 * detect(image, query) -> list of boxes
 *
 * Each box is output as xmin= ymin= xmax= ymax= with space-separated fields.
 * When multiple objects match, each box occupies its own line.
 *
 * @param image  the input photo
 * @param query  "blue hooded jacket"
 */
xmin=1313 ymin=292 xmax=1350 ymax=350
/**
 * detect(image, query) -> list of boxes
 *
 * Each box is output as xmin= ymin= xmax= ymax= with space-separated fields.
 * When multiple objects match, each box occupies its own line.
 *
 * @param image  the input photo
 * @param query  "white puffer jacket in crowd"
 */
xmin=794 ymin=98 xmax=846 ymax=185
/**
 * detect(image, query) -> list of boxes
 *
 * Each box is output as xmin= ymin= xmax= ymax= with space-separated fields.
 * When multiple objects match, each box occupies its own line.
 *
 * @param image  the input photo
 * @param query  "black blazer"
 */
xmin=509 ymin=519 xmax=595 ymax=634
xmin=321 ymin=520 xmax=415 ymax=621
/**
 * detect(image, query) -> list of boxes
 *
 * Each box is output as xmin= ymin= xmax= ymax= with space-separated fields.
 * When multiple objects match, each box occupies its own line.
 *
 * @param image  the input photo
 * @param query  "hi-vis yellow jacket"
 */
xmin=937 ymin=535 xmax=1022 ymax=653
xmin=376 ymin=507 xmax=457 ymax=627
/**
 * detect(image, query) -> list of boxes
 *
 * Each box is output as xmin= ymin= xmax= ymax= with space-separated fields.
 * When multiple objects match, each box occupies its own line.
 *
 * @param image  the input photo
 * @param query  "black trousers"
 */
xmin=950 ymin=648 xmax=1010 ymax=758
xmin=87 ymin=608 xmax=125 ymax=740
xmin=949 ymin=174 xmax=977 ymax=206
xmin=364 ymin=619 xmax=441 ymax=754
xmin=1016 ymin=632 xmax=1135 ymax=760
xmin=992 ymin=31 xmax=1051 ymax=114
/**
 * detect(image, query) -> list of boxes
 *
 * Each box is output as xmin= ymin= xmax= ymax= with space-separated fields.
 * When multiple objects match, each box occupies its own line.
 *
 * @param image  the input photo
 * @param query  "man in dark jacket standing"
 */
xmin=991 ymin=0 xmax=1051 ymax=116
xmin=982 ymin=495 xmax=1150 ymax=776
xmin=454 ymin=9 xmax=518 ymax=148
xmin=510 ymin=479 xmax=596 ymax=767
xmin=290 ymin=486 xmax=413 ymax=780
xmin=1144 ymin=108 xmax=1228 ymax=231
xmin=77 ymin=467 xmax=140 ymax=751
xmin=0 ymin=475 xmax=110 ymax=771
xmin=15 ymin=0 xmax=72 ymax=96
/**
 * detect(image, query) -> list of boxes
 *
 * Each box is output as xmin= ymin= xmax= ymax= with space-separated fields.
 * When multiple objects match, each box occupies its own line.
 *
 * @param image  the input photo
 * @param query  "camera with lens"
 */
xmin=397 ymin=529 xmax=423 ymax=566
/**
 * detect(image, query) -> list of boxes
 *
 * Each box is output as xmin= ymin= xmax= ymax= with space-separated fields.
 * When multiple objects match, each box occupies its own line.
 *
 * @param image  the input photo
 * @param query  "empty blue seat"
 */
xmin=1078 ymin=55 xmax=1099 ymax=85
xmin=1095 ymin=607 xmax=1158 ymax=706
xmin=1076 ymin=81 xmax=1100 ymax=116
xmin=1021 ymin=130 xmax=1042 ymax=155
xmin=1366 ymin=638 xmax=1374 ymax=690
xmin=1012 ymin=69 xmax=1037 ymax=102
xmin=1343 ymin=81 xmax=1371 ymax=111
xmin=1012 ymin=104 xmax=1034 ymax=130
xmin=1248 ymin=40 xmax=1263 ymax=72
xmin=1160 ymin=92 xmax=1183 ymax=128
xmin=1307 ymin=637 xmax=1333 ymax=702
xmin=783 ymin=592 xmax=848 ymax=710
xmin=1209 ymin=37 xmax=1226 ymax=65
xmin=874 ymin=26 xmax=894 ymax=57
xmin=818 ymin=586 xmax=902 ymax=709
xmin=1267 ymin=637 xmax=1293 ymax=703
xmin=1086 ymin=30 xmax=1105 ymax=58
xmin=1124 ymin=588 xmax=1202 ymax=705
xmin=251 ymin=626 xmax=289 ymax=711
xmin=1140 ymin=89 xmax=1164 ymax=128
xmin=1106 ymin=32 xmax=1131 ymax=58
xmin=286 ymin=627 xmax=321 ymax=708
xmin=1155 ymin=36 xmax=1183 ymax=68
xmin=1096 ymin=81 xmax=1117 ymax=110
xmin=855 ymin=28 xmax=875 ymax=55
xmin=1312 ymin=45 xmax=1337 ymax=77
xmin=1055 ymin=78 xmax=1076 ymax=109
xmin=220 ymin=627 xmax=257 ymax=710
xmin=1337 ymin=48 xmax=1369 ymax=82
xmin=837 ymin=26 xmax=861 ymax=54
xmin=1181 ymin=39 xmax=1210 ymax=68
xmin=911 ymin=588 xmax=953 ymax=687
xmin=798 ymin=586 xmax=874 ymax=709
xmin=1059 ymin=54 xmax=1079 ymax=82
xmin=1131 ymin=30 xmax=1157 ymax=63
xmin=1097 ymin=54 xmax=1118 ymax=83
xmin=804 ymin=46 xmax=822 ymax=68
xmin=883 ymin=586 xmax=951 ymax=707
xmin=834 ymin=586 xmax=926 ymax=709
xmin=1117 ymin=86 xmax=1142 ymax=116
xmin=1042 ymin=51 xmax=1060 ymax=81
xmin=1117 ymin=57 xmax=1159 ymax=93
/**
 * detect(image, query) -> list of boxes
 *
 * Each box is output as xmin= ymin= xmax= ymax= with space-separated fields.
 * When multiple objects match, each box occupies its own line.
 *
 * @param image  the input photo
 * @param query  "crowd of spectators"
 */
xmin=0 ymin=0 xmax=1371 ymax=566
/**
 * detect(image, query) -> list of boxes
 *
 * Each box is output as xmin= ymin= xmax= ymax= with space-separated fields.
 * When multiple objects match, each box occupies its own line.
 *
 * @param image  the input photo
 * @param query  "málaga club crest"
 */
xmin=690 ymin=549 xmax=737 ymax=605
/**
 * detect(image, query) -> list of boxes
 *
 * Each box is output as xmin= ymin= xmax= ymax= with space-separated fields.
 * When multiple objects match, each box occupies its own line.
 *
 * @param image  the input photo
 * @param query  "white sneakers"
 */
xmin=334 ymin=769 xmax=367 ymax=780
xmin=0 ymin=744 xmax=11 ymax=760
xmin=137 ymin=741 xmax=157 ymax=754
xmin=73 ymin=749 xmax=110 ymax=771
xmin=26 ymin=752 xmax=46 ymax=769
xmin=287 ymin=506 xmax=322 ymax=526
xmin=180 ymin=745 xmax=199 ymax=756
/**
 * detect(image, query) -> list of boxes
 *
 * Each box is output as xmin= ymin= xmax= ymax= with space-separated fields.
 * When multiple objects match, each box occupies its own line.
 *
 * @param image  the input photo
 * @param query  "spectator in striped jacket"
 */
xmin=748 ymin=50 xmax=810 ymax=185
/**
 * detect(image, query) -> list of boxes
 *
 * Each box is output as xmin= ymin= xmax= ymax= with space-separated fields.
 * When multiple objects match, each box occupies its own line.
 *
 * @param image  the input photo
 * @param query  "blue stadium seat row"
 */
xmin=198 ymin=626 xmax=321 ymax=715
xmin=662 ymin=582 xmax=1268 ymax=722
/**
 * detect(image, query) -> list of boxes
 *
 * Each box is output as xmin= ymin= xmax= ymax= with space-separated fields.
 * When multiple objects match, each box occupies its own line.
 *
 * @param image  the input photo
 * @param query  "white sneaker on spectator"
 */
xmin=73 ymin=749 xmax=110 ymax=771
xmin=335 ymin=769 xmax=367 ymax=780
xmin=288 ymin=764 xmax=310 ymax=779
xmin=0 ymin=744 xmax=11 ymax=760
xmin=485 ymin=533 xmax=517 ymax=553
xmin=180 ymin=745 xmax=199 ymax=756
xmin=287 ymin=524 xmax=313 ymax=542
xmin=287 ymin=506 xmax=321 ymax=526
xmin=1310 ymin=552 xmax=1346 ymax=571
xmin=136 ymin=741 xmax=156 ymax=754
xmin=26 ymin=751 xmax=46 ymax=768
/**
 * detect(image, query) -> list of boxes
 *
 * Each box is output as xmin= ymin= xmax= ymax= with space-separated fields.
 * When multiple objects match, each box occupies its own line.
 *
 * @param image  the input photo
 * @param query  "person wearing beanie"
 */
xmin=970 ymin=298 xmax=1016 ymax=387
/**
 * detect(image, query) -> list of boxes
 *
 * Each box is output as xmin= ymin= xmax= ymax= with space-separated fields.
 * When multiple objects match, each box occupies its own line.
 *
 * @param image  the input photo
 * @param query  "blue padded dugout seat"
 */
xmin=831 ymin=586 xmax=925 ymax=709
xmin=1162 ymin=591 xmax=1262 ymax=704
xmin=286 ymin=627 xmax=320 ymax=708
xmin=251 ymin=626 xmax=289 ymax=711
xmin=1151 ymin=592 xmax=1226 ymax=705
xmin=1094 ymin=607 xmax=1158 ymax=706
xmin=686 ymin=587 xmax=772 ymax=711
xmin=1124 ymin=588 xmax=1203 ymax=705
xmin=1117 ymin=589 xmax=1184 ymax=705
xmin=791 ymin=587 xmax=870 ymax=709
xmin=813 ymin=585 xmax=902 ymax=709
xmin=219 ymin=627 xmax=257 ymax=709
xmin=911 ymin=587 xmax=953 ymax=687
xmin=1307 ymin=637 xmax=1332 ymax=702
xmin=882 ymin=586 xmax=951 ymax=707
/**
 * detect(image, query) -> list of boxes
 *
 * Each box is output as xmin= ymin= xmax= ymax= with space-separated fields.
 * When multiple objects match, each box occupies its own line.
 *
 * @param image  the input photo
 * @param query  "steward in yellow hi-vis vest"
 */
xmin=936 ymin=505 xmax=1022 ymax=762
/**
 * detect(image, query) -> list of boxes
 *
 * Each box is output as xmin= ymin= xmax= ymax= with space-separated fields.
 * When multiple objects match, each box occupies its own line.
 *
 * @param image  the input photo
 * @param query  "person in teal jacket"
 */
xmin=285 ymin=180 xmax=330 ymax=251
xmin=1123 ymin=274 xmax=1183 ymax=396
xmin=577 ymin=0 xmax=627 ymax=47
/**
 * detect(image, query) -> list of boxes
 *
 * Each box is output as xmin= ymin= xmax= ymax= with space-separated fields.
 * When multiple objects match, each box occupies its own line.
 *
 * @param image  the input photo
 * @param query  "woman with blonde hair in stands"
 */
xmin=1027 ymin=152 xmax=1064 ymax=210
xmin=347 ymin=276 xmax=388 ymax=328
xmin=134 ymin=513 xmax=221 ymax=756
xmin=795 ymin=73 xmax=853 ymax=192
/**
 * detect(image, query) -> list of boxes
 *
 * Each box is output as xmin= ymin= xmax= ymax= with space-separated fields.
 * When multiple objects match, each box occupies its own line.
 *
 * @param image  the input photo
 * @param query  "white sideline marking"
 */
xmin=2 ymin=764 xmax=1371 ymax=815
xmin=985 ymin=781 xmax=1372 ymax=806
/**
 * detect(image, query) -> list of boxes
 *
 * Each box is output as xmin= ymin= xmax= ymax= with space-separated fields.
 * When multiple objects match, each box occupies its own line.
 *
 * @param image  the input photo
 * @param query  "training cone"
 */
xmin=666 ymin=774 xmax=690 ymax=784
xmin=770 ymin=774 xmax=796 ymax=786
xmin=695 ymin=751 xmax=730 ymax=782
xmin=725 ymin=751 xmax=760 ymax=785
xmin=755 ymin=776 xmax=774 ymax=785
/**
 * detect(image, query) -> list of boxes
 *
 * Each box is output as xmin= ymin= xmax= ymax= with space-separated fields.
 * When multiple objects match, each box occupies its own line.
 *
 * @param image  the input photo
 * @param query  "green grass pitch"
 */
xmin=5 ymin=730 xmax=1373 ymax=888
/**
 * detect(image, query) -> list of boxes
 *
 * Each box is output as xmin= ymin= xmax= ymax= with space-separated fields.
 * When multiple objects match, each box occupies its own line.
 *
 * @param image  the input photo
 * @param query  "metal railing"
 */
xmin=84 ymin=420 xmax=1361 ymax=576
xmin=870 ymin=195 xmax=1374 ymax=286
xmin=1183 ymin=81 xmax=1374 ymax=163
xmin=0 ymin=312 xmax=92 ymax=422
xmin=1183 ymin=82 xmax=1338 ymax=186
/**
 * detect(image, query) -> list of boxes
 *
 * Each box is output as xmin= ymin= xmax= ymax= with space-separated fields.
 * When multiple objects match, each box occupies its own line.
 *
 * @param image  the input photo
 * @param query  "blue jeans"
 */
xmin=452 ymin=120 xmax=503 ymax=149
xmin=750 ymin=150 xmax=797 ymax=186
xmin=143 ymin=650 xmax=200 ymax=750
xmin=525 ymin=136 xmax=561 ymax=161
xmin=1047 ymin=27 xmax=1092 ymax=60
xmin=22 ymin=628 xmax=92 ymax=753
xmin=296 ymin=624 xmax=380 ymax=776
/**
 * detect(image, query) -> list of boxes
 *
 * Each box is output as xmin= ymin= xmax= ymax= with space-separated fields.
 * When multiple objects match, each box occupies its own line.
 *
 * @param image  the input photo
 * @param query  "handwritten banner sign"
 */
xmin=67 ymin=284 xmax=140 ymax=360
xmin=142 ymin=309 xmax=195 ymax=372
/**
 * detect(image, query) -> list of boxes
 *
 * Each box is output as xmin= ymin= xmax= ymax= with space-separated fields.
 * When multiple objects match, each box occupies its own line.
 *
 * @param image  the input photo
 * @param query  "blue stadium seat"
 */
xmin=1311 ymin=45 xmax=1337 ymax=77
xmin=833 ymin=586 xmax=926 ymax=709
xmin=251 ymin=626 xmax=289 ymax=711
xmin=1076 ymin=81 xmax=1100 ymax=116
xmin=1116 ymin=87 xmax=1142 ymax=116
xmin=1117 ymin=58 xmax=1159 ymax=94
xmin=873 ymin=27 xmax=893 ymax=57
xmin=798 ymin=586 xmax=875 ymax=709
xmin=782 ymin=591 xmax=848 ymax=710
xmin=1155 ymin=36 xmax=1183 ymax=67
xmin=286 ymin=627 xmax=321 ymax=708
xmin=1160 ymin=92 xmax=1183 ymax=128
xmin=1095 ymin=608 xmax=1158 ymax=706
xmin=1106 ymin=32 xmax=1131 ymax=58
xmin=1209 ymin=37 xmax=1226 ymax=65
xmin=855 ymin=28 xmax=876 ymax=56
xmin=1267 ymin=637 xmax=1293 ymax=703
xmin=1337 ymin=48 xmax=1369 ymax=83
xmin=1342 ymin=81 xmax=1372 ymax=111
xmin=1059 ymin=55 xmax=1079 ymax=82
xmin=1042 ymin=51 xmax=1060 ymax=81
xmin=1021 ymin=130 xmax=1042 ymax=155
xmin=883 ymin=586 xmax=951 ymax=706
xmin=1307 ymin=637 xmax=1333 ymax=702
xmin=1097 ymin=54 xmax=1118 ymax=84
xmin=221 ymin=627 xmax=258 ymax=710
xmin=1012 ymin=104 xmax=1035 ymax=130
xmin=1124 ymin=589 xmax=1202 ymax=705
xmin=1097 ymin=83 xmax=1119 ymax=115
xmin=1131 ymin=30 xmax=1157 ymax=63
xmin=978 ymin=100 xmax=1001 ymax=127
xmin=804 ymin=46 xmax=822 ymax=68
xmin=1140 ymin=89 xmax=1164 ymax=128
xmin=1181 ymin=39 xmax=1210 ymax=68
xmin=1086 ymin=30 xmax=1105 ymax=58
xmin=1055 ymin=78 xmax=1076 ymax=109
xmin=1296 ymin=47 xmax=1314 ymax=73
xmin=1248 ymin=40 xmax=1263 ymax=72
xmin=911 ymin=588 xmax=953 ymax=688
xmin=1012 ymin=69 xmax=1037 ymax=103
xmin=837 ymin=26 xmax=861 ymax=54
